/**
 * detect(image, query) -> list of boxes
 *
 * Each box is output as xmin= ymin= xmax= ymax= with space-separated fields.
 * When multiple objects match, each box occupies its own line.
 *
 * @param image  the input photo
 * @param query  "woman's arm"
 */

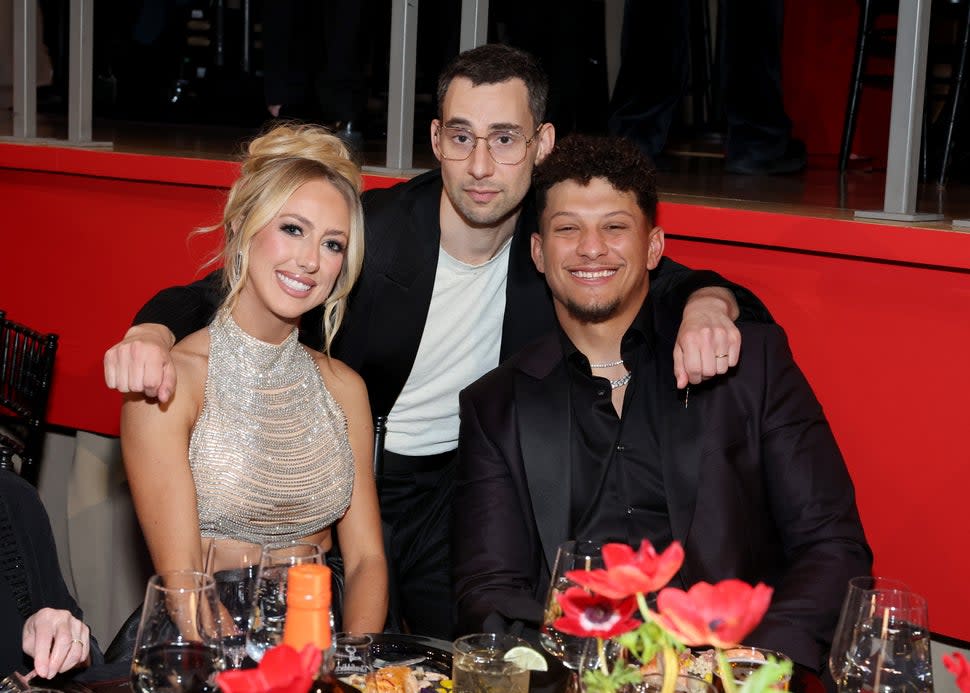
xmin=120 ymin=344 xmax=207 ymax=574
xmin=324 ymin=358 xmax=388 ymax=633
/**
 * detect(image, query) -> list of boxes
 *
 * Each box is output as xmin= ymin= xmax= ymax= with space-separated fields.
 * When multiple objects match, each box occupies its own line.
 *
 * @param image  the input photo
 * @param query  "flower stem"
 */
xmin=636 ymin=593 xmax=652 ymax=621
xmin=716 ymin=649 xmax=739 ymax=693
xmin=661 ymin=646 xmax=679 ymax=693
xmin=597 ymin=637 xmax=609 ymax=676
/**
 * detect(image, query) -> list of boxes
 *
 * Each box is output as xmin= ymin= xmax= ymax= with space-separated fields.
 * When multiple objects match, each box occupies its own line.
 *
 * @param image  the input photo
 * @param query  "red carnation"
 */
xmin=653 ymin=580 xmax=773 ymax=649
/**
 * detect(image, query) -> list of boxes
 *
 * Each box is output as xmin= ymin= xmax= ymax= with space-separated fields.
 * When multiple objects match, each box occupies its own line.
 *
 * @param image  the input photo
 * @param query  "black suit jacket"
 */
xmin=454 ymin=305 xmax=871 ymax=673
xmin=135 ymin=169 xmax=764 ymax=421
xmin=0 ymin=470 xmax=103 ymax=675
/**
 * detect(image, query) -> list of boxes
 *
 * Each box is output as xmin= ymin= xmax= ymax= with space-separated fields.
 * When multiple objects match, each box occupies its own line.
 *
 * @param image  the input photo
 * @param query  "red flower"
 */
xmin=553 ymin=586 xmax=640 ymax=639
xmin=945 ymin=652 xmax=970 ymax=693
xmin=566 ymin=540 xmax=684 ymax=599
xmin=653 ymin=580 xmax=773 ymax=649
xmin=217 ymin=644 xmax=321 ymax=693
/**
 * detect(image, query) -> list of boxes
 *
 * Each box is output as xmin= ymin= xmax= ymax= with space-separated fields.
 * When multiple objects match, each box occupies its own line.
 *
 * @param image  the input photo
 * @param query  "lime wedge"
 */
xmin=503 ymin=646 xmax=548 ymax=672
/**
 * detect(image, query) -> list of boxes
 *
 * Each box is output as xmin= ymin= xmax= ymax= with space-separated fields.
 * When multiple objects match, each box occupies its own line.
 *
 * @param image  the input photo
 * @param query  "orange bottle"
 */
xmin=282 ymin=563 xmax=333 ymax=652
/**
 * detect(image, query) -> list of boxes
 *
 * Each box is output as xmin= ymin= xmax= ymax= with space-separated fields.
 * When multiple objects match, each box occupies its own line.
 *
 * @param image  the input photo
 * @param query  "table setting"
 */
xmin=17 ymin=536 xmax=966 ymax=693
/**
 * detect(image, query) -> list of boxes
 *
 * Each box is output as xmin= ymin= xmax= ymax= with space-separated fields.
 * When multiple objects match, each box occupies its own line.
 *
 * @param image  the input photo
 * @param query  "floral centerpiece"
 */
xmin=551 ymin=539 xmax=792 ymax=693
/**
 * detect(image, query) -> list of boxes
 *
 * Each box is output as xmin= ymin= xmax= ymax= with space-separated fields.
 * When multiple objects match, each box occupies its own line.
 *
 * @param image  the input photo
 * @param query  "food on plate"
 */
xmin=364 ymin=666 xmax=420 ymax=693
xmin=639 ymin=649 xmax=717 ymax=682
xmin=345 ymin=665 xmax=451 ymax=693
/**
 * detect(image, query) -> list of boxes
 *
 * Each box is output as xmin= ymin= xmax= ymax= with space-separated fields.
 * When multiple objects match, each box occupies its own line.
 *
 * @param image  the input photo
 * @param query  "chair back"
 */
xmin=0 ymin=311 xmax=59 ymax=486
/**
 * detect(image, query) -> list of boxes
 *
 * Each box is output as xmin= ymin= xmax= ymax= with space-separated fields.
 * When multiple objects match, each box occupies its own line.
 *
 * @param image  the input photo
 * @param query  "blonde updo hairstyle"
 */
xmin=217 ymin=123 xmax=364 ymax=352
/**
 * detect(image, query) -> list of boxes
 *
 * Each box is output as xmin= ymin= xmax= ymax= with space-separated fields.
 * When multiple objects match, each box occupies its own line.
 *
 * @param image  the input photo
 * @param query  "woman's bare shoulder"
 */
xmin=309 ymin=349 xmax=368 ymax=408
xmin=171 ymin=328 xmax=210 ymax=393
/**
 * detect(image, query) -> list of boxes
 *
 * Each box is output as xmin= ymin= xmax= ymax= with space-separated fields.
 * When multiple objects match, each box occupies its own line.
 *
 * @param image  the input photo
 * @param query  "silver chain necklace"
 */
xmin=610 ymin=370 xmax=633 ymax=390
xmin=590 ymin=358 xmax=625 ymax=369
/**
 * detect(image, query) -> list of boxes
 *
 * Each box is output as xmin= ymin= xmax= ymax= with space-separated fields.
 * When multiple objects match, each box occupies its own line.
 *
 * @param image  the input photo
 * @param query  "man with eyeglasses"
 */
xmin=103 ymin=44 xmax=769 ymax=638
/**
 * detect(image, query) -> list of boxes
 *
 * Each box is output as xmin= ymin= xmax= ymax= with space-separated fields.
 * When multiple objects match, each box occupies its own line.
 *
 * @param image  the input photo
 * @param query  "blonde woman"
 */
xmin=120 ymin=124 xmax=387 ymax=632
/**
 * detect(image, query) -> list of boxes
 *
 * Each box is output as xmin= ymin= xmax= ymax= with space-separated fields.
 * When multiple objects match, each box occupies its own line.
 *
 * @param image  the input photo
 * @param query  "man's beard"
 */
xmin=564 ymin=297 xmax=621 ymax=324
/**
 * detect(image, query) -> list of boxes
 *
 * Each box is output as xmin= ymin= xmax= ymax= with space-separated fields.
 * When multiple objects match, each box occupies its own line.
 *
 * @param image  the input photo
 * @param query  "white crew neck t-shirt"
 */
xmin=384 ymin=239 xmax=512 ymax=456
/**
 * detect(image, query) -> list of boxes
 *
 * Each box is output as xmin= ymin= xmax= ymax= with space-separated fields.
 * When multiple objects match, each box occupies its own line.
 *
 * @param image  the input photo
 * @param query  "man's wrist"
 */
xmin=125 ymin=323 xmax=176 ymax=349
xmin=685 ymin=287 xmax=739 ymax=321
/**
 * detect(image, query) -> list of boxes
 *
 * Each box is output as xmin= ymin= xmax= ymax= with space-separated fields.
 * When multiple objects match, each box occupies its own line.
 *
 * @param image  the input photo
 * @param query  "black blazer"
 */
xmin=0 ymin=471 xmax=104 ymax=675
xmin=135 ymin=169 xmax=762 ymax=422
xmin=454 ymin=308 xmax=872 ymax=673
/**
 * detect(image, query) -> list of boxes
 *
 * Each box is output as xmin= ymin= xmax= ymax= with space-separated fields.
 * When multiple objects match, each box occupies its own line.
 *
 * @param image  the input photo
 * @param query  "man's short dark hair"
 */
xmin=534 ymin=134 xmax=658 ymax=226
xmin=437 ymin=44 xmax=549 ymax=127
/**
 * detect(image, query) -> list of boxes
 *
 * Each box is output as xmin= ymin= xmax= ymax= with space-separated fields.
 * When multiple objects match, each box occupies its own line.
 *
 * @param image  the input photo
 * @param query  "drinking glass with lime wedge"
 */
xmin=452 ymin=634 xmax=547 ymax=693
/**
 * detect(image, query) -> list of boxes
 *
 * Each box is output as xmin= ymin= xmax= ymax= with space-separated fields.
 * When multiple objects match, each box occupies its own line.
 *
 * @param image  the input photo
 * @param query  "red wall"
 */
xmin=1 ymin=143 xmax=968 ymax=640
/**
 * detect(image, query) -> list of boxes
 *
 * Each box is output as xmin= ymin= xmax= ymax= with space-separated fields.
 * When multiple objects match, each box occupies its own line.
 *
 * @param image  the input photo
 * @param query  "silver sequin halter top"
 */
xmin=188 ymin=312 xmax=354 ymax=543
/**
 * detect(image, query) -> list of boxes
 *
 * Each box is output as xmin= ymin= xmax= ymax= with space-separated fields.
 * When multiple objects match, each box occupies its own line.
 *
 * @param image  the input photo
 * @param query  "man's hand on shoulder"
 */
xmin=674 ymin=287 xmax=741 ymax=389
xmin=103 ymin=323 xmax=178 ymax=402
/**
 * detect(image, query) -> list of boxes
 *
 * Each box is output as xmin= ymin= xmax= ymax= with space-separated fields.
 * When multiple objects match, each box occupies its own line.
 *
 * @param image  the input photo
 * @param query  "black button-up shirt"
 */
xmin=562 ymin=300 xmax=675 ymax=554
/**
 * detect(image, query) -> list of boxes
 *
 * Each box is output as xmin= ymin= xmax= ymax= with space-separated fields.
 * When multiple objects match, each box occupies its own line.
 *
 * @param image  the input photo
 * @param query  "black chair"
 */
xmin=840 ymin=0 xmax=970 ymax=184
xmin=0 ymin=311 xmax=59 ymax=486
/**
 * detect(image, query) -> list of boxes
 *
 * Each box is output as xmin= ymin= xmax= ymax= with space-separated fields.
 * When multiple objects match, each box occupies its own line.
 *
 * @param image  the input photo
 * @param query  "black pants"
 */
xmin=379 ymin=450 xmax=455 ymax=639
xmin=608 ymin=0 xmax=792 ymax=162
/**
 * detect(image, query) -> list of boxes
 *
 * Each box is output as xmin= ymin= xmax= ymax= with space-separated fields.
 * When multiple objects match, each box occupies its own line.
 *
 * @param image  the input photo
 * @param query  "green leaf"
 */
xmin=582 ymin=662 xmax=642 ymax=693
xmin=737 ymin=656 xmax=793 ymax=693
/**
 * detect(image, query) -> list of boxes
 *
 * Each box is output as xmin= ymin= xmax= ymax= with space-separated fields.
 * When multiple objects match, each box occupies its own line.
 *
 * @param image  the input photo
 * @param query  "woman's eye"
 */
xmin=324 ymin=239 xmax=345 ymax=253
xmin=281 ymin=223 xmax=303 ymax=236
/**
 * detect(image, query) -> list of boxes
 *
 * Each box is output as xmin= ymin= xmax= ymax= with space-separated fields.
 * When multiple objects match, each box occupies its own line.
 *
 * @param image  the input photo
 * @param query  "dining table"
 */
xmin=61 ymin=633 xmax=825 ymax=693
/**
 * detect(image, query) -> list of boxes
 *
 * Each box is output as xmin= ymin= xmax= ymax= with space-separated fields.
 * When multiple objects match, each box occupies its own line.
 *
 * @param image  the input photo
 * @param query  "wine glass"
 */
xmin=245 ymin=540 xmax=324 ymax=663
xmin=829 ymin=576 xmax=910 ymax=688
xmin=540 ymin=541 xmax=614 ymax=692
xmin=130 ymin=570 xmax=224 ymax=693
xmin=838 ymin=588 xmax=933 ymax=693
xmin=203 ymin=538 xmax=262 ymax=668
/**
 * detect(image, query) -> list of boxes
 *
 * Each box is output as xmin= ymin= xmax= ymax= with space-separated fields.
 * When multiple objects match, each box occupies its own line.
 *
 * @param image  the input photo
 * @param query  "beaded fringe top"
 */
xmin=189 ymin=312 xmax=354 ymax=544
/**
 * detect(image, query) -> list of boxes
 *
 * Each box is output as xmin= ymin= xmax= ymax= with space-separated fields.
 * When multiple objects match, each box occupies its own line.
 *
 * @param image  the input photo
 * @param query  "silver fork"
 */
xmin=0 ymin=669 xmax=34 ymax=693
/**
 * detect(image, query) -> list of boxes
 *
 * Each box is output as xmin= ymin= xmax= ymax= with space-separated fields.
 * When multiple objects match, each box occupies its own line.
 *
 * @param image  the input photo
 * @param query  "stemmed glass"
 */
xmin=245 ymin=540 xmax=324 ymax=663
xmin=829 ymin=576 xmax=909 ymax=688
xmin=203 ymin=538 xmax=262 ymax=669
xmin=540 ymin=541 xmax=615 ymax=692
xmin=837 ymin=587 xmax=933 ymax=693
xmin=130 ymin=570 xmax=224 ymax=693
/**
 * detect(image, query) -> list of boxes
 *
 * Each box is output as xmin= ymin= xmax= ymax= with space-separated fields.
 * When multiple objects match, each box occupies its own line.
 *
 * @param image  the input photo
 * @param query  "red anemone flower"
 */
xmin=554 ymin=586 xmax=640 ymax=639
xmin=565 ymin=540 xmax=684 ymax=600
xmin=653 ymin=580 xmax=773 ymax=649
xmin=218 ymin=644 xmax=320 ymax=693
xmin=945 ymin=652 xmax=970 ymax=693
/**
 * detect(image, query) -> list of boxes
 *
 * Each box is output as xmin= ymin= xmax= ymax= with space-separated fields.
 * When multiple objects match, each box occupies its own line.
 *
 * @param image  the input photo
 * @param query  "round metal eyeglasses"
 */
xmin=435 ymin=124 xmax=543 ymax=165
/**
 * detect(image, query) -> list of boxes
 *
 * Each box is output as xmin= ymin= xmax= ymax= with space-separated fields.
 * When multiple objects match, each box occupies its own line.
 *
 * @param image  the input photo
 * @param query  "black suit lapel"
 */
xmin=364 ymin=183 xmax=443 ymax=417
xmin=655 ymin=330 xmax=704 ymax=587
xmin=501 ymin=194 xmax=558 ymax=360
xmin=515 ymin=339 xmax=572 ymax=574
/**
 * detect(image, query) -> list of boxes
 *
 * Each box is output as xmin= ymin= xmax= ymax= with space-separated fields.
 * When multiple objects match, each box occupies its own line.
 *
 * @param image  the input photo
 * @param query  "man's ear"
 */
xmin=430 ymin=120 xmax=444 ymax=162
xmin=647 ymin=226 xmax=665 ymax=270
xmin=534 ymin=123 xmax=556 ymax=165
xmin=530 ymin=232 xmax=546 ymax=273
